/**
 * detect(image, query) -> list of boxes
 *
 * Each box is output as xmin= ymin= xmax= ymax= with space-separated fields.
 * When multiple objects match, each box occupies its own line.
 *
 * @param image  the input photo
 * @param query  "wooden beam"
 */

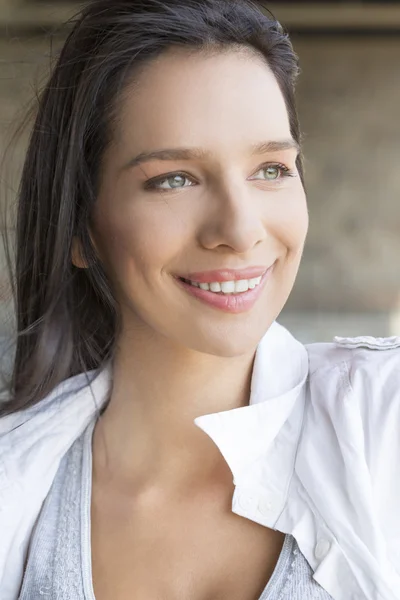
xmin=266 ymin=3 xmax=400 ymax=29
xmin=1 ymin=2 xmax=400 ymax=31
xmin=0 ymin=1 xmax=81 ymax=29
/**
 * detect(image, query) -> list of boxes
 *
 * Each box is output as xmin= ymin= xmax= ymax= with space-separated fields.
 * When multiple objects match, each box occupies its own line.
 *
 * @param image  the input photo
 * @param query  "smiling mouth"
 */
xmin=179 ymin=276 xmax=263 ymax=295
xmin=176 ymin=265 xmax=275 ymax=314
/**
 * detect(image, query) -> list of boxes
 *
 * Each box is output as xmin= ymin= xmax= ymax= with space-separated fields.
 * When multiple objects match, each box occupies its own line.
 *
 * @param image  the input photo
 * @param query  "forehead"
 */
xmin=114 ymin=47 xmax=291 ymax=154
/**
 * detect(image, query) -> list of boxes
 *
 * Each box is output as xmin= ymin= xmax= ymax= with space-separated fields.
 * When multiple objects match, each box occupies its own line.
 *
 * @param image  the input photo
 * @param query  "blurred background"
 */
xmin=0 ymin=0 xmax=400 ymax=344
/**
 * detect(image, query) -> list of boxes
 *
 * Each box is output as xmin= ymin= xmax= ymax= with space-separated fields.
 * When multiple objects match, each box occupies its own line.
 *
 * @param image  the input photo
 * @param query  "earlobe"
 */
xmin=71 ymin=237 xmax=88 ymax=269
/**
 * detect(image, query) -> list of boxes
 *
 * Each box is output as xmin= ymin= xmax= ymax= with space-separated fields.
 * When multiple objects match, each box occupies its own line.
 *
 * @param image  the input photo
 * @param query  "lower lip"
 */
xmin=176 ymin=265 xmax=274 ymax=314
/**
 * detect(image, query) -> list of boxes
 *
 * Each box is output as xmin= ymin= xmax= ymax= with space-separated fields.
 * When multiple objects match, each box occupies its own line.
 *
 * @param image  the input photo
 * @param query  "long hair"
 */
xmin=1 ymin=0 xmax=302 ymax=416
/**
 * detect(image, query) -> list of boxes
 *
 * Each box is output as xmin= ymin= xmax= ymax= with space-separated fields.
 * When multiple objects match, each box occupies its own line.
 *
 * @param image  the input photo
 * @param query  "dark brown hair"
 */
xmin=1 ymin=0 xmax=302 ymax=416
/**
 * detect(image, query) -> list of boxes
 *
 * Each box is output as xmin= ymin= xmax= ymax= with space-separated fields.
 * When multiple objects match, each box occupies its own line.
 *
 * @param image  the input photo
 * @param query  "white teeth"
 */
xmin=235 ymin=279 xmax=249 ymax=293
xmin=221 ymin=281 xmax=236 ymax=294
xmin=210 ymin=282 xmax=221 ymax=292
xmin=189 ymin=276 xmax=263 ymax=294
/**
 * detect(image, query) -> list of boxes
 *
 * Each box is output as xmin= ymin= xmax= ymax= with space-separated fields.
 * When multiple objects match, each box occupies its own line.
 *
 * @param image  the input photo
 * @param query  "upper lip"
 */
xmin=180 ymin=265 xmax=272 ymax=284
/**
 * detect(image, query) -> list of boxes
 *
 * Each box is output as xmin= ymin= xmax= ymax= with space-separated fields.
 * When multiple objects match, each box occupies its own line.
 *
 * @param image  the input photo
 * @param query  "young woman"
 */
xmin=1 ymin=1 xmax=399 ymax=599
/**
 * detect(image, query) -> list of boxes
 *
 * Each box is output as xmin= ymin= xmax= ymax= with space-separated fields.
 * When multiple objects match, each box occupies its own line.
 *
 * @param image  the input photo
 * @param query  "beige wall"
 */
xmin=290 ymin=36 xmax=400 ymax=314
xmin=283 ymin=35 xmax=400 ymax=340
xmin=1 ymin=33 xmax=400 ymax=341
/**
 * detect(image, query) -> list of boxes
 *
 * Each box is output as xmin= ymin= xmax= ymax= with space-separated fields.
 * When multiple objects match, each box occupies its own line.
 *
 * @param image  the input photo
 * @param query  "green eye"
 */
xmin=263 ymin=166 xmax=280 ymax=180
xmin=164 ymin=175 xmax=186 ymax=188
xmin=250 ymin=163 xmax=292 ymax=183
xmin=146 ymin=173 xmax=195 ymax=191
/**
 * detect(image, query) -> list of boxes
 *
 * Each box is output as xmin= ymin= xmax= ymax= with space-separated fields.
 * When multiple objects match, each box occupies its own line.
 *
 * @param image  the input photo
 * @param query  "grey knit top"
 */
xmin=19 ymin=421 xmax=333 ymax=600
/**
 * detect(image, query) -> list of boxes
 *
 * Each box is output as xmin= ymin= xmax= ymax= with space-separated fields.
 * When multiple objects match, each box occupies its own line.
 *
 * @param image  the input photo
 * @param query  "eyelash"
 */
xmin=143 ymin=162 xmax=295 ymax=192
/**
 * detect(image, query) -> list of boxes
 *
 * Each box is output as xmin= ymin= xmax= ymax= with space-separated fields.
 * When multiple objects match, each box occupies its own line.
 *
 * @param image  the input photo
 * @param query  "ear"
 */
xmin=71 ymin=237 xmax=88 ymax=269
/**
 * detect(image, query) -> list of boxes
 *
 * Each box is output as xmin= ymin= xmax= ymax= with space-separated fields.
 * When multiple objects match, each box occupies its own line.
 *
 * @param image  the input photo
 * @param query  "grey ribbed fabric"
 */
xmin=19 ymin=422 xmax=333 ymax=600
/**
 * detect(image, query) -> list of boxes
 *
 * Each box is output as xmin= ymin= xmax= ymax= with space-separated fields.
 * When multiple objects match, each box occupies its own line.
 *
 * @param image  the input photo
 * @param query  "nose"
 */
xmin=198 ymin=181 xmax=267 ymax=255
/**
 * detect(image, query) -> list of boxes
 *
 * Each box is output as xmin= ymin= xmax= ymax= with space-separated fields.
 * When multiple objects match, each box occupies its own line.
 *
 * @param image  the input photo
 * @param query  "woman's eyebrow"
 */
xmin=123 ymin=138 xmax=300 ymax=170
xmin=123 ymin=147 xmax=209 ymax=169
xmin=250 ymin=139 xmax=300 ymax=155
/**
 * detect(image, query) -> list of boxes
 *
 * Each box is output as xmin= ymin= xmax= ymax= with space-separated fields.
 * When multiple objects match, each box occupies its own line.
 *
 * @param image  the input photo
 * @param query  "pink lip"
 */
xmin=176 ymin=264 xmax=275 ymax=314
xmin=183 ymin=266 xmax=268 ymax=284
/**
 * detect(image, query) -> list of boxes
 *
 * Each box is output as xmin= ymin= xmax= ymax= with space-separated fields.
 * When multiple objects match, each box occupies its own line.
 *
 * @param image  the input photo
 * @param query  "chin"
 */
xmin=181 ymin=319 xmax=274 ymax=358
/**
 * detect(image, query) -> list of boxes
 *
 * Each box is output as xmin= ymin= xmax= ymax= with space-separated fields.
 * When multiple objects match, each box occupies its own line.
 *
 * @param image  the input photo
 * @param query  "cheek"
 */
xmin=287 ymin=203 xmax=308 ymax=256
xmin=267 ymin=186 xmax=308 ymax=256
xmin=92 ymin=198 xmax=194 ymax=282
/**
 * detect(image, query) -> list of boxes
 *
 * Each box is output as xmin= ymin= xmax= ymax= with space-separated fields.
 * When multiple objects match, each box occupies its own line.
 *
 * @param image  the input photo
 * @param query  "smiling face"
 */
xmin=90 ymin=47 xmax=308 ymax=357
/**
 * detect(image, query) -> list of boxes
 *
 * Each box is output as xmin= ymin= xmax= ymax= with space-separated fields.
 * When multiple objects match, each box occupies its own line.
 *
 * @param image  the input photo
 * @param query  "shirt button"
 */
xmin=258 ymin=496 xmax=277 ymax=516
xmin=314 ymin=539 xmax=331 ymax=561
xmin=238 ymin=493 xmax=257 ymax=513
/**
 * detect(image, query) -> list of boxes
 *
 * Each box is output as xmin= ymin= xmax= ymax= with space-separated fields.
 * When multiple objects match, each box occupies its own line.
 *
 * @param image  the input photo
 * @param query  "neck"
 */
xmin=94 ymin=328 xmax=256 ymax=490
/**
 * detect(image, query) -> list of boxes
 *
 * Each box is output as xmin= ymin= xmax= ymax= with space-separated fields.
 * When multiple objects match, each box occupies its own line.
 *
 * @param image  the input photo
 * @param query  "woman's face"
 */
xmin=92 ymin=48 xmax=308 ymax=356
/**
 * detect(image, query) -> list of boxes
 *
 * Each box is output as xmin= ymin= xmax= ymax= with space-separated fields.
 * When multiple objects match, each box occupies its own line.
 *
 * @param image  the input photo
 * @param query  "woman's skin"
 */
xmin=86 ymin=47 xmax=308 ymax=599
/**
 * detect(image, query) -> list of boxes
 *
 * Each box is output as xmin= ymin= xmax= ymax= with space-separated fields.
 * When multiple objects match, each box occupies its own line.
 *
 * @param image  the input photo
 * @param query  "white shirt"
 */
xmin=1 ymin=322 xmax=400 ymax=600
